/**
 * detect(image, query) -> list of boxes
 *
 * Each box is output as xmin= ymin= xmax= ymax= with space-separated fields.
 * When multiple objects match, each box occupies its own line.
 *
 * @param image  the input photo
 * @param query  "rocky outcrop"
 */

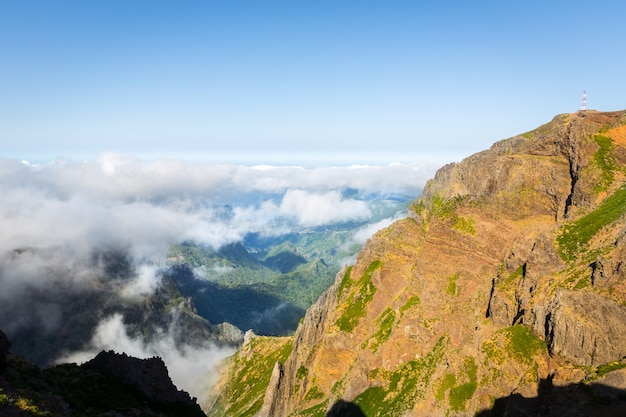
xmin=85 ymin=350 xmax=198 ymax=405
xmin=258 ymin=361 xmax=284 ymax=416
xmin=539 ymin=290 xmax=626 ymax=366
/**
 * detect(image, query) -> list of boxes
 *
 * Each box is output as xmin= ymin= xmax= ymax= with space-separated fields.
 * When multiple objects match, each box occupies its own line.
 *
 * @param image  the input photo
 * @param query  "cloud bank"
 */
xmin=1 ymin=153 xmax=438 ymax=258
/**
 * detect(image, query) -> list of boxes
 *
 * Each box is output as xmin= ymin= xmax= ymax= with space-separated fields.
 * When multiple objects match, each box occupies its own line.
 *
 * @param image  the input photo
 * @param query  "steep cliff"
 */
xmin=210 ymin=110 xmax=626 ymax=416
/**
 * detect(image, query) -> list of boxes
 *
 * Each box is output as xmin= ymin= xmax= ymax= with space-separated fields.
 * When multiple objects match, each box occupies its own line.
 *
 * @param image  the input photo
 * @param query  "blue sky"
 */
xmin=1 ymin=0 xmax=625 ymax=163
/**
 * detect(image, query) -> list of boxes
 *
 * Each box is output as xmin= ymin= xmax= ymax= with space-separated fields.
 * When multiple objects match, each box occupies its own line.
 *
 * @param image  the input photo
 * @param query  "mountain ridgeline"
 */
xmin=0 ymin=329 xmax=205 ymax=416
xmin=209 ymin=110 xmax=626 ymax=416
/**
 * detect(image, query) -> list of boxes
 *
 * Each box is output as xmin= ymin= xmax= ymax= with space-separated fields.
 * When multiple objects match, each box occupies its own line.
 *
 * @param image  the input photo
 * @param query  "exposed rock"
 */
xmin=213 ymin=321 xmax=245 ymax=345
xmin=541 ymin=290 xmax=626 ymax=366
xmin=0 ymin=332 xmax=202 ymax=417
xmin=243 ymin=329 xmax=257 ymax=345
xmin=599 ymin=368 xmax=626 ymax=392
xmin=257 ymin=361 xmax=284 ymax=417
xmin=256 ymin=268 xmax=343 ymax=417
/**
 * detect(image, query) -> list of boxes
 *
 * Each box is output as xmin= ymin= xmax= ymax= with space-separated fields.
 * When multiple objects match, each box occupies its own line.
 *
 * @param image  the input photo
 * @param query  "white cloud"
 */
xmin=351 ymin=213 xmax=405 ymax=245
xmin=119 ymin=264 xmax=161 ymax=299
xmin=279 ymin=189 xmax=371 ymax=227
xmin=0 ymin=154 xmax=437 ymax=260
xmin=7 ymin=153 xmax=438 ymax=200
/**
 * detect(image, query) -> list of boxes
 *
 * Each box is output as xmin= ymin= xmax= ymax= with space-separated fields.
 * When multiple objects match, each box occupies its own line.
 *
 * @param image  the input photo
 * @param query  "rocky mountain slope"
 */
xmin=209 ymin=110 xmax=626 ymax=416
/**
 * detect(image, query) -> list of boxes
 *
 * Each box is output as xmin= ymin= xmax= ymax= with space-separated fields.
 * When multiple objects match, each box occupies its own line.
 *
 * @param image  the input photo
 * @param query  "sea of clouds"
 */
xmin=0 ymin=152 xmax=441 ymax=402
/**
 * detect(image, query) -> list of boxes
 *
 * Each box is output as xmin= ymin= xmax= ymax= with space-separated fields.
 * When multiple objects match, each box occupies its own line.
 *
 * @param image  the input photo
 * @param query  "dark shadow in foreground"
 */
xmin=476 ymin=376 xmax=626 ymax=417
xmin=326 ymin=400 xmax=366 ymax=417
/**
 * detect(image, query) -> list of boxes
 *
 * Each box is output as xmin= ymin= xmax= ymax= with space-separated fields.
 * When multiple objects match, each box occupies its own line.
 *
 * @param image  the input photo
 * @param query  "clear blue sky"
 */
xmin=1 ymin=0 xmax=625 ymax=163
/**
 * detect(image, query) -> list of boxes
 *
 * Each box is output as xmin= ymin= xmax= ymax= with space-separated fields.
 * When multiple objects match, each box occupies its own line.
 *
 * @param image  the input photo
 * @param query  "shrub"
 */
xmin=364 ymin=308 xmax=396 ymax=352
xmin=592 ymin=135 xmax=618 ymax=194
xmin=557 ymin=186 xmax=626 ymax=262
xmin=335 ymin=261 xmax=382 ymax=332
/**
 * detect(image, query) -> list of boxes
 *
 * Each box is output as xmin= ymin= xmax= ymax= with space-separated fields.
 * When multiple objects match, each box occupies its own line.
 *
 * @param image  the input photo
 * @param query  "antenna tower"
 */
xmin=581 ymin=89 xmax=587 ymax=112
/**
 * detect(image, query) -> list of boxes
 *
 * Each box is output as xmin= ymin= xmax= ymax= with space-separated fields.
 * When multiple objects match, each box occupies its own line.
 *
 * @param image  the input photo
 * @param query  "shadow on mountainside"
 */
xmin=326 ymin=400 xmax=366 ymax=417
xmin=475 ymin=377 xmax=626 ymax=417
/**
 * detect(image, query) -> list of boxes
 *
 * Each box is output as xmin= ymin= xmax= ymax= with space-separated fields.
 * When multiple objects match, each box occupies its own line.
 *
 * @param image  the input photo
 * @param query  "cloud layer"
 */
xmin=2 ymin=153 xmax=438 ymax=258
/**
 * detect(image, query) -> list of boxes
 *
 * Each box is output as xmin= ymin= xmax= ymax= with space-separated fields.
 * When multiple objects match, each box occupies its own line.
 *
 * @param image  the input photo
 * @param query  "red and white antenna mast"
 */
xmin=580 ymin=89 xmax=587 ymax=111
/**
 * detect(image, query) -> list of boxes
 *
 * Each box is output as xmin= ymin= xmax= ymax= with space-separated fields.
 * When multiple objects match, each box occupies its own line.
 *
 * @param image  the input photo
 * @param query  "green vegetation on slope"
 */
xmin=414 ymin=194 xmax=477 ymax=236
xmin=453 ymin=215 xmax=477 ymax=235
xmin=557 ymin=185 xmax=626 ymax=262
xmin=482 ymin=325 xmax=547 ymax=366
xmin=591 ymin=134 xmax=618 ymax=194
xmin=399 ymin=295 xmax=421 ymax=315
xmin=337 ymin=266 xmax=354 ymax=298
xmin=169 ymin=231 xmax=360 ymax=316
xmin=448 ymin=357 xmax=478 ymax=411
xmin=210 ymin=337 xmax=293 ymax=417
xmin=435 ymin=356 xmax=479 ymax=412
xmin=354 ymin=335 xmax=448 ymax=417
xmin=335 ymin=261 xmax=382 ymax=332
xmin=597 ymin=361 xmax=626 ymax=378
xmin=446 ymin=273 xmax=460 ymax=296
xmin=361 ymin=307 xmax=396 ymax=352
xmin=584 ymin=360 xmax=626 ymax=382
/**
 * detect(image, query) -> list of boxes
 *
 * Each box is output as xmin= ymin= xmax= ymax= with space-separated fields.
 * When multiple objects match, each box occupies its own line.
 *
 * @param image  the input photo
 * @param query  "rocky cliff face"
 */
xmin=210 ymin=110 xmax=626 ymax=416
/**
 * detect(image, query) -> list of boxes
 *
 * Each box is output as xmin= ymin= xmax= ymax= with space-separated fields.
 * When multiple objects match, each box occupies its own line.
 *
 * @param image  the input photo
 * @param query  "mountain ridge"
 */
xmin=0 ymin=329 xmax=206 ymax=416
xmin=209 ymin=110 xmax=626 ymax=416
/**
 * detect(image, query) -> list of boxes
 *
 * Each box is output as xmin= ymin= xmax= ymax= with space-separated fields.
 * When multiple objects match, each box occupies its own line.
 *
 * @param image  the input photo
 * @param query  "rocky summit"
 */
xmin=209 ymin=110 xmax=626 ymax=416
